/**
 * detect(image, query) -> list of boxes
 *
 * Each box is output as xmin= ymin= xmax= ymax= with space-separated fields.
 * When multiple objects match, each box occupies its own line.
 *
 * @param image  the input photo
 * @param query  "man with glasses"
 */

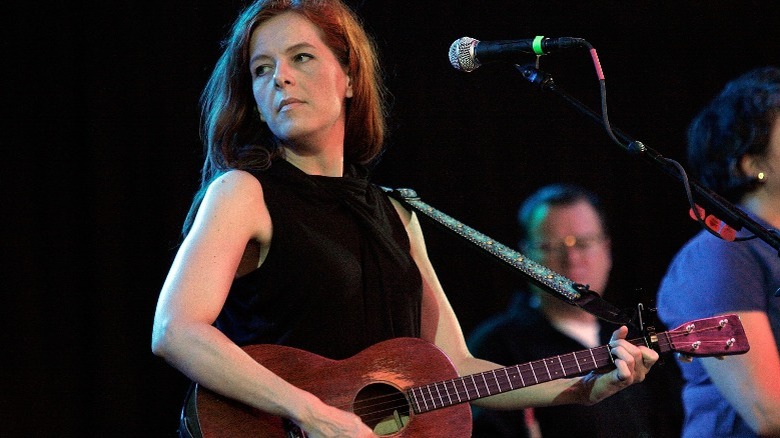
xmin=468 ymin=183 xmax=683 ymax=437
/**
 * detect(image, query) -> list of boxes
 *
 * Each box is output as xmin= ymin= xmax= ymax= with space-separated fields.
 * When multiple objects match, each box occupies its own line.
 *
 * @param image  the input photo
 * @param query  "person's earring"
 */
xmin=757 ymin=171 xmax=766 ymax=183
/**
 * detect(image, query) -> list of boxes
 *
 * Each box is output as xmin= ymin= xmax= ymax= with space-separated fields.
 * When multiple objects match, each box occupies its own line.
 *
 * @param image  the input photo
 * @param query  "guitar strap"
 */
xmin=385 ymin=187 xmax=638 ymax=328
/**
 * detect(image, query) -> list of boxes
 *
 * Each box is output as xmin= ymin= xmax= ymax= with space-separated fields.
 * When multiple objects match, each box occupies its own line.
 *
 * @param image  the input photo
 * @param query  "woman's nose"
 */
xmin=273 ymin=63 xmax=294 ymax=88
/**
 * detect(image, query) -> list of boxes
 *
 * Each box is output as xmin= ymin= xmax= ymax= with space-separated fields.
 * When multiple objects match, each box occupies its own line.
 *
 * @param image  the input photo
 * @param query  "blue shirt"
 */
xmin=657 ymin=214 xmax=780 ymax=437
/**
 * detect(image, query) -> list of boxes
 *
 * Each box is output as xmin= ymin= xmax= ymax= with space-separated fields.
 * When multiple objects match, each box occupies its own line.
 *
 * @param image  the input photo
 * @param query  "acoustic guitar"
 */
xmin=191 ymin=314 xmax=748 ymax=437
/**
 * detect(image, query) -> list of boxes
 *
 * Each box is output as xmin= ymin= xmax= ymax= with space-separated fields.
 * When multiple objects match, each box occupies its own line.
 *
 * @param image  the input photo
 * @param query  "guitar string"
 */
xmin=409 ymin=349 xmax=614 ymax=411
xmin=331 ymin=325 xmax=740 ymax=424
xmin=440 ymin=326 xmax=740 ymax=414
xmin=352 ymin=332 xmax=734 ymax=424
xmin=350 ymin=349 xmax=617 ymax=425
xmin=346 ymin=328 xmax=718 ymax=422
xmin=343 ymin=348 xmax=616 ymax=423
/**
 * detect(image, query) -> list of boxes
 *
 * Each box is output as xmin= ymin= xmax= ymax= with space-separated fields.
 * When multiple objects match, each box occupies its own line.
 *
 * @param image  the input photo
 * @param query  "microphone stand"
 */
xmin=516 ymin=64 xmax=780 ymax=256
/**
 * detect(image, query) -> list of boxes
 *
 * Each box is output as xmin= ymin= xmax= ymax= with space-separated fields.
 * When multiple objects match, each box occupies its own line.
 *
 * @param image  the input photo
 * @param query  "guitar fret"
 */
xmin=450 ymin=380 xmax=461 ymax=403
xmin=517 ymin=365 xmax=526 ymax=387
xmin=444 ymin=380 xmax=454 ymax=405
xmin=557 ymin=355 xmax=567 ymax=377
xmin=481 ymin=373 xmax=491 ymax=396
xmin=421 ymin=387 xmax=431 ymax=412
xmin=471 ymin=375 xmax=480 ymax=398
xmin=461 ymin=377 xmax=470 ymax=400
xmin=535 ymin=362 xmax=547 ymax=382
xmin=416 ymin=387 xmax=427 ymax=412
xmin=411 ymin=387 xmax=424 ymax=413
xmin=426 ymin=385 xmax=436 ymax=409
xmin=491 ymin=369 xmax=501 ymax=393
xmin=530 ymin=362 xmax=539 ymax=384
xmin=434 ymin=382 xmax=444 ymax=407
xmin=550 ymin=356 xmax=566 ymax=379
xmin=504 ymin=368 xmax=514 ymax=390
xmin=589 ymin=348 xmax=597 ymax=366
xmin=574 ymin=351 xmax=582 ymax=373
xmin=542 ymin=359 xmax=552 ymax=380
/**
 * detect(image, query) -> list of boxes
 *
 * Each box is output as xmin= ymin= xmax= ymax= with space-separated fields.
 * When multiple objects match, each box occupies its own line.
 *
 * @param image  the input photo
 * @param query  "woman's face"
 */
xmin=740 ymin=114 xmax=780 ymax=198
xmin=248 ymin=11 xmax=353 ymax=151
xmin=755 ymin=115 xmax=780 ymax=195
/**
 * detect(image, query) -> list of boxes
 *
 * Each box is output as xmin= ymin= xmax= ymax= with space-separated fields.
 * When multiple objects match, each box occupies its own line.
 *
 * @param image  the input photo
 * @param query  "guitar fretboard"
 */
xmin=408 ymin=335 xmax=674 ymax=414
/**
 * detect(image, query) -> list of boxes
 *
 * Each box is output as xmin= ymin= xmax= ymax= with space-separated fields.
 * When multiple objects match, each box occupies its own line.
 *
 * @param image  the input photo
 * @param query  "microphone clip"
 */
xmin=516 ymin=64 xmax=556 ymax=91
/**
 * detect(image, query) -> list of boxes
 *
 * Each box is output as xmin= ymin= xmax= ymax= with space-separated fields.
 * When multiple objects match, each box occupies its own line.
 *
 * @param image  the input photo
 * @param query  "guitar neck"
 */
xmin=409 ymin=335 xmax=670 ymax=414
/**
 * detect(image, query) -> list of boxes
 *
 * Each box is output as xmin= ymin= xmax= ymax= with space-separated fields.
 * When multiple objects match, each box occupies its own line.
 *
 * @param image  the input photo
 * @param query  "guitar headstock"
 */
xmin=666 ymin=314 xmax=750 ymax=357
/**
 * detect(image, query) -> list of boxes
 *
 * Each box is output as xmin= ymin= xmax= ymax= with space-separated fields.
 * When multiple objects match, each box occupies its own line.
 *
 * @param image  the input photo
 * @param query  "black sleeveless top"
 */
xmin=215 ymin=160 xmax=423 ymax=360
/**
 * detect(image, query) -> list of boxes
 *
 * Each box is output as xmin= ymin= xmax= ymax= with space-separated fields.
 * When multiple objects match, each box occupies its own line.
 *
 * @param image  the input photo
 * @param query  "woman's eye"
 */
xmin=294 ymin=53 xmax=314 ymax=63
xmin=254 ymin=65 xmax=272 ymax=77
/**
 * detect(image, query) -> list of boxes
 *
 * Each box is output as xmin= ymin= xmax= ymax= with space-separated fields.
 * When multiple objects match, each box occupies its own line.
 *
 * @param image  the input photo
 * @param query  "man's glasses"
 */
xmin=525 ymin=234 xmax=608 ymax=259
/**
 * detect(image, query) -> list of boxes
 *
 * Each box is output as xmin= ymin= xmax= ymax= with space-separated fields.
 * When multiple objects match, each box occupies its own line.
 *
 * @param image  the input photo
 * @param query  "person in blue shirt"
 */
xmin=657 ymin=67 xmax=780 ymax=437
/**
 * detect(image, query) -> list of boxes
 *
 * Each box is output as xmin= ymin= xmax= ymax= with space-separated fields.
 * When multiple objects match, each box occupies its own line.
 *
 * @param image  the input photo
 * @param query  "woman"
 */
xmin=657 ymin=67 xmax=780 ymax=437
xmin=151 ymin=1 xmax=658 ymax=437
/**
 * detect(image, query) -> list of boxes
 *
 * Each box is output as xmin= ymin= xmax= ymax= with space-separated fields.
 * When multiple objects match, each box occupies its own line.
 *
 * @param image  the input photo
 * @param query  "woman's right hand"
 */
xmin=295 ymin=397 xmax=378 ymax=438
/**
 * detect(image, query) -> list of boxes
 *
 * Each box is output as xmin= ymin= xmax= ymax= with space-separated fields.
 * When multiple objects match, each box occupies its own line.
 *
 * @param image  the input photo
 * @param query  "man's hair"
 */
xmin=517 ymin=183 xmax=608 ymax=246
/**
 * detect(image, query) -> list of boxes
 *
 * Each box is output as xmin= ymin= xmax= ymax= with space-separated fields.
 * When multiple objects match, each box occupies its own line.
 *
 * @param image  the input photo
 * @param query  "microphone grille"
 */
xmin=448 ymin=37 xmax=479 ymax=72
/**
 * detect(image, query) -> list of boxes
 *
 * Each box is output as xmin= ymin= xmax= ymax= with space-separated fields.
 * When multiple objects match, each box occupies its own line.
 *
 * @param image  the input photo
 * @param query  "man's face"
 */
xmin=526 ymin=200 xmax=612 ymax=294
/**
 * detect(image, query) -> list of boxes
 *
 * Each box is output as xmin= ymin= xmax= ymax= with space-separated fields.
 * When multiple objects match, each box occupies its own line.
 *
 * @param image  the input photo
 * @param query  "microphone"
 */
xmin=448 ymin=36 xmax=586 ymax=72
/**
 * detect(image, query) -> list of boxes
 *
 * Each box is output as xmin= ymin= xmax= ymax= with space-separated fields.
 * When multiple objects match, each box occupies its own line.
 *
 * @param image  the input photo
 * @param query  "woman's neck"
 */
xmin=281 ymin=143 xmax=344 ymax=177
xmin=742 ymin=189 xmax=780 ymax=228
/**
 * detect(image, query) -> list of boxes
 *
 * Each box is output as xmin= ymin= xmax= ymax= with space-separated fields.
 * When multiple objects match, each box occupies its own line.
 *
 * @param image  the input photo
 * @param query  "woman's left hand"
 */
xmin=580 ymin=325 xmax=659 ymax=404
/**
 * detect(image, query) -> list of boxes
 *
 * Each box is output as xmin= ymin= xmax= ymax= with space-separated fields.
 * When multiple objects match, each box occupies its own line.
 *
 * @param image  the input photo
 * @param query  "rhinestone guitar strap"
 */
xmin=386 ymin=187 xmax=637 ymax=328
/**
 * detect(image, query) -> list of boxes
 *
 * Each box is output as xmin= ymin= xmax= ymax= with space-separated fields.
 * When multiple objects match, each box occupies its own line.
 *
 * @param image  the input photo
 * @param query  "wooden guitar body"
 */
xmin=195 ymin=337 xmax=471 ymax=437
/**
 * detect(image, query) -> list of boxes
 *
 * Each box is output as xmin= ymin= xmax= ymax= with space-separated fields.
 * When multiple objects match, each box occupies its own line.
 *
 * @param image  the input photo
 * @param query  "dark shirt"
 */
xmin=468 ymin=293 xmax=684 ymax=438
xmin=215 ymin=160 xmax=423 ymax=360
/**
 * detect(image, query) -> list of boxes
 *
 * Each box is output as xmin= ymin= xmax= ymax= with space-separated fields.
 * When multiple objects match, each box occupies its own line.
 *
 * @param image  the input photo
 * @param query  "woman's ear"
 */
xmin=739 ymin=153 xmax=762 ymax=178
xmin=346 ymin=74 xmax=354 ymax=98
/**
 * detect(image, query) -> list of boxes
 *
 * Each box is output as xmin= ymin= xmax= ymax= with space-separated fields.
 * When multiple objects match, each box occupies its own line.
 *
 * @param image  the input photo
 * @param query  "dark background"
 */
xmin=5 ymin=1 xmax=779 ymax=436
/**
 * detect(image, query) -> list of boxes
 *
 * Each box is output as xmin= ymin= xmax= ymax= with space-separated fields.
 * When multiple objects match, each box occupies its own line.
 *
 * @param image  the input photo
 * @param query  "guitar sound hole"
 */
xmin=354 ymin=382 xmax=411 ymax=435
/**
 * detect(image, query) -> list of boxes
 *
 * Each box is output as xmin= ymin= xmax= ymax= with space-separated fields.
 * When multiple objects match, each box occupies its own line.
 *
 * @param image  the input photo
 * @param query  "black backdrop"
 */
xmin=6 ymin=1 xmax=780 ymax=436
